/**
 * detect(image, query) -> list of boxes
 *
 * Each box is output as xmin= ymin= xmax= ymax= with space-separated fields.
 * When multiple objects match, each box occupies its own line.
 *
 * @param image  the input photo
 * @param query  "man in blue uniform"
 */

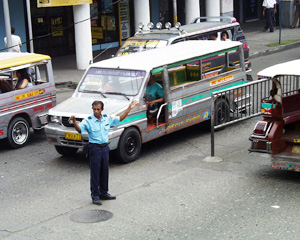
xmin=69 ymin=100 xmax=137 ymax=205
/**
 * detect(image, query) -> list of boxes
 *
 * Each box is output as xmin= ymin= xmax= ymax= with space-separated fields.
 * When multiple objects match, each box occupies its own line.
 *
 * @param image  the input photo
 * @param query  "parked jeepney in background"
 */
xmin=115 ymin=16 xmax=252 ymax=81
xmin=45 ymin=40 xmax=248 ymax=163
xmin=249 ymin=60 xmax=300 ymax=172
xmin=0 ymin=52 xmax=56 ymax=148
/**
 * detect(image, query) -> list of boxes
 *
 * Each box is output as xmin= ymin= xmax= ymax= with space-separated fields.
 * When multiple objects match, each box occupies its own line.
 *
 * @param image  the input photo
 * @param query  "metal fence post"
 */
xmin=211 ymin=94 xmax=215 ymax=157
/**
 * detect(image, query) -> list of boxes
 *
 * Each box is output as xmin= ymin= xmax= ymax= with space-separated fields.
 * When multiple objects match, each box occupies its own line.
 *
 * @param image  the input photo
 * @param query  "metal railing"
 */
xmin=210 ymin=78 xmax=274 ymax=157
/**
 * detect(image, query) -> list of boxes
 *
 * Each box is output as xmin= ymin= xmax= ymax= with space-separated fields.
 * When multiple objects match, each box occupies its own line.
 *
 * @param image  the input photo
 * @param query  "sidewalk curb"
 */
xmin=250 ymin=41 xmax=300 ymax=59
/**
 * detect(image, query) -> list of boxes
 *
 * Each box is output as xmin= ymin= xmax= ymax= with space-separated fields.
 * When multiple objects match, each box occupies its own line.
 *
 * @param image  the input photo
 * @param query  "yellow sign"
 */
xmin=37 ymin=0 xmax=92 ymax=8
xmin=65 ymin=132 xmax=82 ymax=141
xmin=15 ymin=90 xmax=45 ymax=101
xmin=210 ymin=75 xmax=234 ymax=87
xmin=92 ymin=27 xmax=103 ymax=39
xmin=51 ymin=17 xmax=63 ymax=37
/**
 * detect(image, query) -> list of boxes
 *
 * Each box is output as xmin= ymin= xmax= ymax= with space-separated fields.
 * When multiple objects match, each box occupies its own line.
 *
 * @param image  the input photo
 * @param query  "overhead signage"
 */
xmin=37 ymin=0 xmax=92 ymax=8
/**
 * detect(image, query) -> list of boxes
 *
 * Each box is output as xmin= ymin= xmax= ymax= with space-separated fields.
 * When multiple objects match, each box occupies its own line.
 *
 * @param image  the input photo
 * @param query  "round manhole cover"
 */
xmin=70 ymin=209 xmax=113 ymax=223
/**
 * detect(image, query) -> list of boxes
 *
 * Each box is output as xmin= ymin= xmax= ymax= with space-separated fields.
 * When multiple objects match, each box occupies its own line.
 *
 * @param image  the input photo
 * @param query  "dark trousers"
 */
xmin=89 ymin=144 xmax=110 ymax=200
xmin=265 ymin=8 xmax=274 ymax=31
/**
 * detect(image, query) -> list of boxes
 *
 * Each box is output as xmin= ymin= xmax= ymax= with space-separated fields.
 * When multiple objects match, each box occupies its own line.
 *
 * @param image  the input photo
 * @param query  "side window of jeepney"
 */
xmin=166 ymin=58 xmax=202 ymax=89
xmin=201 ymin=48 xmax=240 ymax=81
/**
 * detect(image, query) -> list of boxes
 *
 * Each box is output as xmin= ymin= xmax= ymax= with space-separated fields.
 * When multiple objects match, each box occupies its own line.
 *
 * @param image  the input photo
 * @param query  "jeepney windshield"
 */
xmin=116 ymin=39 xmax=168 ymax=56
xmin=78 ymin=68 xmax=146 ymax=96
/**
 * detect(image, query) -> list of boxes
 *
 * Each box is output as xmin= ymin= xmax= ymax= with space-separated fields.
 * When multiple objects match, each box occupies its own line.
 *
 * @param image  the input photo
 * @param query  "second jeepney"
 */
xmin=45 ymin=41 xmax=248 ymax=163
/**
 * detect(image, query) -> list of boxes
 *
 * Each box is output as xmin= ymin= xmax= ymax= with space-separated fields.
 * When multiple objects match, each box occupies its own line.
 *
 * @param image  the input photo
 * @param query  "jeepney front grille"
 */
xmin=62 ymin=117 xmax=83 ymax=127
xmin=60 ymin=137 xmax=88 ymax=147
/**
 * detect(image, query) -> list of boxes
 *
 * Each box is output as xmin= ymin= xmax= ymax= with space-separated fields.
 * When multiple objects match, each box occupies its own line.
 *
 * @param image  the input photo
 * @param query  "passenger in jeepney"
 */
xmin=146 ymin=74 xmax=164 ymax=123
xmin=15 ymin=68 xmax=32 ymax=90
xmin=221 ymin=31 xmax=231 ymax=41
xmin=209 ymin=32 xmax=218 ymax=40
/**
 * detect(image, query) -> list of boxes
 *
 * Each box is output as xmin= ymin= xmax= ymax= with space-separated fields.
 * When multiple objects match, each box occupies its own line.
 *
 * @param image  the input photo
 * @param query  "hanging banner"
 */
xmin=37 ymin=0 xmax=92 ymax=8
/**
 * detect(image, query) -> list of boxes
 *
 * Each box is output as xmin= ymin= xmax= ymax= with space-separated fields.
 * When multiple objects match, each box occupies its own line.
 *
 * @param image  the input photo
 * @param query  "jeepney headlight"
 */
xmin=138 ymin=22 xmax=144 ymax=31
xmin=49 ymin=115 xmax=60 ymax=124
xmin=175 ymin=22 xmax=181 ymax=30
xmin=165 ymin=22 xmax=172 ymax=29
xmin=156 ymin=22 xmax=162 ymax=30
xmin=147 ymin=22 xmax=154 ymax=30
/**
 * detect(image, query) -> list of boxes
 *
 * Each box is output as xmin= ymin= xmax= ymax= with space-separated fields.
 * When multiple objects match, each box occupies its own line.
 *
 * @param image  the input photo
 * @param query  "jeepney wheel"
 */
xmin=7 ymin=117 xmax=30 ymax=149
xmin=55 ymin=145 xmax=78 ymax=156
xmin=215 ymin=98 xmax=230 ymax=126
xmin=116 ymin=127 xmax=141 ymax=163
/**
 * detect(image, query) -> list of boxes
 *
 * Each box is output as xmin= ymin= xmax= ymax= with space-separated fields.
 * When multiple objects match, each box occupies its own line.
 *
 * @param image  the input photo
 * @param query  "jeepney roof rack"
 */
xmin=136 ymin=21 xmax=187 ymax=36
xmin=190 ymin=16 xmax=237 ymax=24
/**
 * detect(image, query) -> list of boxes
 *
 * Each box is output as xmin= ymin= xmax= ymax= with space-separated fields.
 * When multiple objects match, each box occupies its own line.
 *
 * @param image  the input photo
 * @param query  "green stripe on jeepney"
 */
xmin=152 ymin=67 xmax=164 ymax=74
xmin=210 ymin=81 xmax=245 ymax=94
xmin=261 ymin=103 xmax=276 ymax=109
xmin=152 ymin=47 xmax=238 ymax=74
xmin=121 ymin=112 xmax=147 ymax=123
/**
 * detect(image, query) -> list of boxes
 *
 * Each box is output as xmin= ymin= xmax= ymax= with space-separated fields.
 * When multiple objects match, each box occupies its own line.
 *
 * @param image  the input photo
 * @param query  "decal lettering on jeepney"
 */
xmin=186 ymin=115 xmax=201 ymax=125
xmin=33 ymin=103 xmax=53 ymax=112
xmin=0 ymin=129 xmax=3 ymax=136
xmin=294 ymin=139 xmax=300 ymax=143
xmin=165 ymin=121 xmax=184 ymax=133
xmin=14 ymin=89 xmax=45 ymax=101
xmin=210 ymin=75 xmax=234 ymax=87
xmin=171 ymin=100 xmax=182 ymax=118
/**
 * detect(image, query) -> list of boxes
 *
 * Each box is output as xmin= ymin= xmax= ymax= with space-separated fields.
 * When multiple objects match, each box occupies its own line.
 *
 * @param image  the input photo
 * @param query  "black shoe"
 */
xmin=270 ymin=29 xmax=274 ymax=32
xmin=92 ymin=199 xmax=102 ymax=205
xmin=100 ymin=193 xmax=116 ymax=200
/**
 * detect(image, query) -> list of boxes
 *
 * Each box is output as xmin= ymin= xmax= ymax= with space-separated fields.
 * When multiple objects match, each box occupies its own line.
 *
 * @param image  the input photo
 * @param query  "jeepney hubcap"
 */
xmin=13 ymin=122 xmax=28 ymax=144
xmin=125 ymin=136 xmax=136 ymax=155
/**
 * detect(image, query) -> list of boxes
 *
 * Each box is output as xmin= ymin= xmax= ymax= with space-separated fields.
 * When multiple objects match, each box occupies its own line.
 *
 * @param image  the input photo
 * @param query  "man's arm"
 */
xmin=69 ymin=116 xmax=81 ymax=132
xmin=119 ymin=101 xmax=138 ymax=122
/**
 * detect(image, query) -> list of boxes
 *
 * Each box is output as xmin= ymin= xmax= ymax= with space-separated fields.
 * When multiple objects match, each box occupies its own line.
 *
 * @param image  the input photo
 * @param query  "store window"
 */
xmin=90 ymin=0 xmax=120 ymax=46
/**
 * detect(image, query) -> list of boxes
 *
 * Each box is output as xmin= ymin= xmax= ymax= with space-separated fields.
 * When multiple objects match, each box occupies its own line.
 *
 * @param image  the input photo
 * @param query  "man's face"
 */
xmin=92 ymin=104 xmax=103 ymax=118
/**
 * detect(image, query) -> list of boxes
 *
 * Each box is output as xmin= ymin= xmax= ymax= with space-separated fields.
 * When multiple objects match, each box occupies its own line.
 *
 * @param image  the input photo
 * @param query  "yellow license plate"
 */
xmin=65 ymin=132 xmax=82 ymax=141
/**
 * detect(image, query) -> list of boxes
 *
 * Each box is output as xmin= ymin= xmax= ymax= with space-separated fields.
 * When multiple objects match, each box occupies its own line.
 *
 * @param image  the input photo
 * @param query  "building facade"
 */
xmin=0 ymin=0 xmax=297 ymax=68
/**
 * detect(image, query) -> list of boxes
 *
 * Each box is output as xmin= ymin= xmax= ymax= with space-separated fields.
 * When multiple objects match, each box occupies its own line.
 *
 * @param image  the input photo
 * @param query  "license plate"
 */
xmin=65 ymin=132 xmax=82 ymax=141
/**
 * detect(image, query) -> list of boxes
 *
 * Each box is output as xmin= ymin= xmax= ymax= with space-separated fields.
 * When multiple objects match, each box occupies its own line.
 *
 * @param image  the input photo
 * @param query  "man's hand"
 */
xmin=69 ymin=116 xmax=76 ymax=121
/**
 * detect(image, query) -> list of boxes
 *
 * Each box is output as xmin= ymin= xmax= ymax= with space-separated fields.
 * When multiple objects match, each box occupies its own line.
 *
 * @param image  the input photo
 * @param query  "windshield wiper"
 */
xmin=105 ymin=91 xmax=130 ymax=100
xmin=82 ymin=90 xmax=106 ymax=98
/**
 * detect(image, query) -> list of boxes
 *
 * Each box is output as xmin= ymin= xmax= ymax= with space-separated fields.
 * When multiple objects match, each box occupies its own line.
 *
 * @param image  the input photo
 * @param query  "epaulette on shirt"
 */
xmin=103 ymin=114 xmax=107 ymax=117
xmin=88 ymin=116 xmax=92 ymax=119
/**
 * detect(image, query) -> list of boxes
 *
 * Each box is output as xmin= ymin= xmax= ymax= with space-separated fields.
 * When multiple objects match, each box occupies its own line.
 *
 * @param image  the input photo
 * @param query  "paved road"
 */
xmin=1 ymin=48 xmax=300 ymax=240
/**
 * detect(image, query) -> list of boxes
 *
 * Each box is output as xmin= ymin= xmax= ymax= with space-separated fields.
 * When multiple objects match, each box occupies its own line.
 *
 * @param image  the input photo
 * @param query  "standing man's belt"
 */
xmin=90 ymin=142 xmax=109 ymax=147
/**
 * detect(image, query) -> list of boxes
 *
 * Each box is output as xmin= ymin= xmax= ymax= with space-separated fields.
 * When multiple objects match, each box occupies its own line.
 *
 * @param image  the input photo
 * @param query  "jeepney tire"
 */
xmin=7 ymin=117 xmax=30 ymax=149
xmin=215 ymin=98 xmax=230 ymax=127
xmin=55 ymin=145 xmax=78 ymax=156
xmin=116 ymin=127 xmax=141 ymax=164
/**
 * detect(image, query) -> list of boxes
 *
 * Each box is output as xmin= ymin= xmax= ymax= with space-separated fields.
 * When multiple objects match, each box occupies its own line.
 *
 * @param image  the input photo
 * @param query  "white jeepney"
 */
xmin=0 ymin=52 xmax=56 ymax=148
xmin=45 ymin=41 xmax=248 ymax=163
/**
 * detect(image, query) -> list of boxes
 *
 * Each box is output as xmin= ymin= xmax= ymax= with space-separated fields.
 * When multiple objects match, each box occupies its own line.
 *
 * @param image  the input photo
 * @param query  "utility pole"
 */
xmin=26 ymin=0 xmax=34 ymax=53
xmin=3 ymin=0 xmax=12 ymax=52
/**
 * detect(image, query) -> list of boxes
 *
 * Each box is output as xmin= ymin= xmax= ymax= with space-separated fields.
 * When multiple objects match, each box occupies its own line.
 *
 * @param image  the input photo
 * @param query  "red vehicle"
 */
xmin=249 ymin=60 xmax=300 ymax=172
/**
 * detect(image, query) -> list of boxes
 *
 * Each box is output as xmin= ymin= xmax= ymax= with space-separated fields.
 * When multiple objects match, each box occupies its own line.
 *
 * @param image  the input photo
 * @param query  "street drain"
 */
xmin=70 ymin=209 xmax=113 ymax=223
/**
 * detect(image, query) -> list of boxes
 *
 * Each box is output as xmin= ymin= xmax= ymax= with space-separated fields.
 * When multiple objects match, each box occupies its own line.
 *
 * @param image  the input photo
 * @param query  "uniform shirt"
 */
xmin=78 ymin=113 xmax=120 ymax=144
xmin=262 ymin=0 xmax=276 ymax=8
xmin=4 ymin=35 xmax=22 ymax=52
xmin=146 ymin=82 xmax=164 ymax=109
